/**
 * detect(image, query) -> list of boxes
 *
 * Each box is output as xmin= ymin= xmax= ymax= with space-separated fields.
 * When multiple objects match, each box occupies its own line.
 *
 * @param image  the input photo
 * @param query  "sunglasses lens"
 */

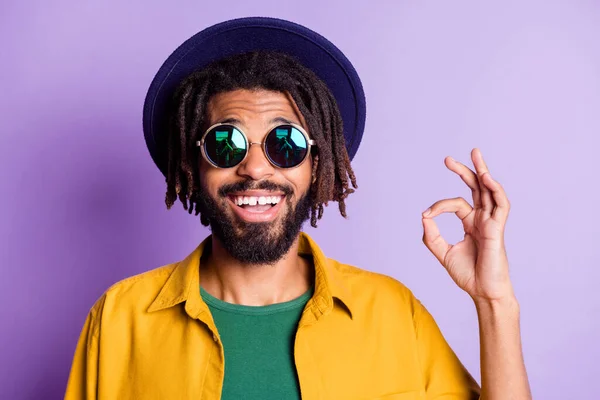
xmin=265 ymin=125 xmax=309 ymax=168
xmin=203 ymin=125 xmax=247 ymax=168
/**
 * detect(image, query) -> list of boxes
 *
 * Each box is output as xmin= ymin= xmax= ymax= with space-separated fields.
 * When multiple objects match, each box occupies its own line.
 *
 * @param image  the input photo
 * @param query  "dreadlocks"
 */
xmin=165 ymin=50 xmax=357 ymax=228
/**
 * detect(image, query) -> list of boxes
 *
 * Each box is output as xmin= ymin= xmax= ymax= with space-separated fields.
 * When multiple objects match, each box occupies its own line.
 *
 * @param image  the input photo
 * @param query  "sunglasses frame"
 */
xmin=196 ymin=122 xmax=317 ymax=169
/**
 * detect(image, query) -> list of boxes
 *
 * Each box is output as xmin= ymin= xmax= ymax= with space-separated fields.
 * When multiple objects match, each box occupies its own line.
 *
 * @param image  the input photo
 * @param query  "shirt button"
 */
xmin=213 ymin=334 xmax=218 ymax=342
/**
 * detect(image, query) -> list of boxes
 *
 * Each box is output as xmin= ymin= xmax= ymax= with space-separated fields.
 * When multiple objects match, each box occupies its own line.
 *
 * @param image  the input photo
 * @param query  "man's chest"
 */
xmin=96 ymin=312 xmax=424 ymax=400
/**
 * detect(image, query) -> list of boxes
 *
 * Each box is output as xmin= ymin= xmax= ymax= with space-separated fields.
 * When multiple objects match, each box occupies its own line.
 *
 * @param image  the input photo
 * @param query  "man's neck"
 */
xmin=199 ymin=235 xmax=313 ymax=306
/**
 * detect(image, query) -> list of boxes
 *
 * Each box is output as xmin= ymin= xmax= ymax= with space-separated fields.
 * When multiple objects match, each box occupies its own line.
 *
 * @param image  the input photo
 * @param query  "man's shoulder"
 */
xmin=106 ymin=262 xmax=179 ymax=294
xmin=326 ymin=257 xmax=417 ymax=310
xmin=107 ymin=264 xmax=176 ymax=294
xmin=91 ymin=263 xmax=179 ymax=316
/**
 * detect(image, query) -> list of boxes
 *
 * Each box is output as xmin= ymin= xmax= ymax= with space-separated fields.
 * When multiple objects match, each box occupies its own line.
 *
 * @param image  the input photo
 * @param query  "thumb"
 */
xmin=422 ymin=217 xmax=450 ymax=265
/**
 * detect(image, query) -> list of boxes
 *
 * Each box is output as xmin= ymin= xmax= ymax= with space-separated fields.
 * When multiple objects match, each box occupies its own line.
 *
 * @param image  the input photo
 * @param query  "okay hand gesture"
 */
xmin=422 ymin=149 xmax=514 ymax=302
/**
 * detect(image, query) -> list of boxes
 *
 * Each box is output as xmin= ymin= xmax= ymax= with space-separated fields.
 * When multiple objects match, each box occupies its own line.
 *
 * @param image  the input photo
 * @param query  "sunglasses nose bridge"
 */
xmin=236 ymin=141 xmax=275 ymax=180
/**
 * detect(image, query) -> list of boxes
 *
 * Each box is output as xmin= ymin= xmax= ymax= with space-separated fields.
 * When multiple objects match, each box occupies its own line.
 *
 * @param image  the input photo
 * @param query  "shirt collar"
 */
xmin=147 ymin=238 xmax=208 ymax=319
xmin=297 ymin=233 xmax=354 ymax=319
xmin=148 ymin=232 xmax=354 ymax=320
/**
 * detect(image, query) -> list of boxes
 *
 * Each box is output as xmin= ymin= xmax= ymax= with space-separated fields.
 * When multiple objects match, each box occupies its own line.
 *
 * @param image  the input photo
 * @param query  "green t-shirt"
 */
xmin=200 ymin=286 xmax=313 ymax=400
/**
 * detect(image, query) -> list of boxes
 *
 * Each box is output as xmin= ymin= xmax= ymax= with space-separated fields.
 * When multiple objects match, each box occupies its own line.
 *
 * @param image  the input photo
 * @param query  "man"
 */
xmin=65 ymin=17 xmax=531 ymax=399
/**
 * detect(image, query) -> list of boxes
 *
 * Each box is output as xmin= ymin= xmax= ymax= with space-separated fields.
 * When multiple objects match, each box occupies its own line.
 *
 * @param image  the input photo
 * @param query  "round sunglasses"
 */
xmin=196 ymin=123 xmax=316 ymax=169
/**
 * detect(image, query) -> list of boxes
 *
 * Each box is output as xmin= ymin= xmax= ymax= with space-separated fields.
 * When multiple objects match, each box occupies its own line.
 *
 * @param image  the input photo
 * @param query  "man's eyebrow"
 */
xmin=216 ymin=117 xmax=300 ymax=126
xmin=216 ymin=117 xmax=243 ymax=125
xmin=269 ymin=117 xmax=298 ymax=125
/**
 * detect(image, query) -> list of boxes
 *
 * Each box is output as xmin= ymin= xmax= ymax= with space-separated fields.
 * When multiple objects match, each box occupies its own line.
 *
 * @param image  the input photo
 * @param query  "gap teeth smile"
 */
xmin=234 ymin=196 xmax=282 ymax=206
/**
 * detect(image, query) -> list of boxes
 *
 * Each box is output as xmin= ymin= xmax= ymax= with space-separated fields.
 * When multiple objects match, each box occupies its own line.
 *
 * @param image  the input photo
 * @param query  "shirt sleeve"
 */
xmin=412 ymin=296 xmax=481 ymax=400
xmin=64 ymin=296 xmax=105 ymax=400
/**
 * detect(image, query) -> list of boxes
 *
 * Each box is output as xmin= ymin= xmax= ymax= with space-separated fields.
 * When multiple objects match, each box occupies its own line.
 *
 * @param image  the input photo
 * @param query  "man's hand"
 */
xmin=421 ymin=148 xmax=514 ymax=302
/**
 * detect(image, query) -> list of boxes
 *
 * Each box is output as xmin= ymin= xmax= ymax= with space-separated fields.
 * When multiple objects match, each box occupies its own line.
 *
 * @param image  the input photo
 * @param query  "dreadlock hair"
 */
xmin=165 ymin=50 xmax=358 ymax=228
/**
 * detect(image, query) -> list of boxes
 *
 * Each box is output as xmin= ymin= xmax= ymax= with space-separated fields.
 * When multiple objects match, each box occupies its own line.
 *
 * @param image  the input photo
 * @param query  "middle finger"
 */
xmin=445 ymin=156 xmax=481 ymax=209
xmin=471 ymin=148 xmax=494 ymax=213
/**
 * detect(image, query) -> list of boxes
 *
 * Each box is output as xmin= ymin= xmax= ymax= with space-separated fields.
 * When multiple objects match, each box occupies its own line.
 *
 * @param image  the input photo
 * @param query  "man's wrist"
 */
xmin=473 ymin=294 xmax=520 ymax=320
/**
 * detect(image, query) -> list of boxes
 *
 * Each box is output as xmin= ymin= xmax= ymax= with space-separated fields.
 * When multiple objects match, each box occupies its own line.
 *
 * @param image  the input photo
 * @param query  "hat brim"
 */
xmin=143 ymin=17 xmax=366 ymax=176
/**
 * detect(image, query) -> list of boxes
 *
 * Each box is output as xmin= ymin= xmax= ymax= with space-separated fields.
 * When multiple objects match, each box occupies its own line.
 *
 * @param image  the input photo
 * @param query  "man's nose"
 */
xmin=236 ymin=143 xmax=275 ymax=181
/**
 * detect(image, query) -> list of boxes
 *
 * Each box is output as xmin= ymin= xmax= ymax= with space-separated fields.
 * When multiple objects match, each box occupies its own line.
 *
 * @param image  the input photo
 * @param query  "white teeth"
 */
xmin=234 ymin=195 xmax=282 ymax=206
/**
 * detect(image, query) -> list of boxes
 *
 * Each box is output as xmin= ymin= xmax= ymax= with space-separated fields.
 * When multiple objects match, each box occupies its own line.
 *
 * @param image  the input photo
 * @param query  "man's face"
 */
xmin=196 ymin=89 xmax=313 ymax=264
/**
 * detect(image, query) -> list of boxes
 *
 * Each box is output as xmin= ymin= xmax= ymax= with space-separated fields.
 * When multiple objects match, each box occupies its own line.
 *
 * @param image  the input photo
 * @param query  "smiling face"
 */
xmin=195 ymin=88 xmax=314 ymax=264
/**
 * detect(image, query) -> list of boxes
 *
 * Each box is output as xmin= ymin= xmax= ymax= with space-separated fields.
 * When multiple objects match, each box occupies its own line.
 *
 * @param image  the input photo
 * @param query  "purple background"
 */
xmin=1 ymin=1 xmax=599 ymax=399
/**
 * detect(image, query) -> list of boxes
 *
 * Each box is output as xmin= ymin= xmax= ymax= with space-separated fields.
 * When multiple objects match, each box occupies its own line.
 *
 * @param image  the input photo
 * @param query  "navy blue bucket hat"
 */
xmin=143 ymin=17 xmax=366 ymax=176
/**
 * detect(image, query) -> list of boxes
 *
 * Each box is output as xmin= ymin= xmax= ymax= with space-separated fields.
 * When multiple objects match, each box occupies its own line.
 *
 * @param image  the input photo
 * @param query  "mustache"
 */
xmin=218 ymin=180 xmax=294 ymax=197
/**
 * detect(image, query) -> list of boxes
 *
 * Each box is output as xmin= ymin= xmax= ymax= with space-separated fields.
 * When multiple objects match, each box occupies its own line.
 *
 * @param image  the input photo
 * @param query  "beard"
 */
xmin=196 ymin=179 xmax=312 ymax=265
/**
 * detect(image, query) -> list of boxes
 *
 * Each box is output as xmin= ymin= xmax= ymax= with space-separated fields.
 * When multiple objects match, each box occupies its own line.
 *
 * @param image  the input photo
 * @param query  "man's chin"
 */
xmin=211 ymin=221 xmax=292 ymax=265
xmin=230 ymin=220 xmax=284 ymax=242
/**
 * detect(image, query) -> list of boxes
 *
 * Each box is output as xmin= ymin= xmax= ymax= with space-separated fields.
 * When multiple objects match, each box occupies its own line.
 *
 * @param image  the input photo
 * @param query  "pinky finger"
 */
xmin=422 ymin=217 xmax=451 ymax=265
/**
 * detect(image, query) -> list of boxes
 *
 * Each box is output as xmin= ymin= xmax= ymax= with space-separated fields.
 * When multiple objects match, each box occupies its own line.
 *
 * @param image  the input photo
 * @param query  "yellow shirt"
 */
xmin=65 ymin=233 xmax=480 ymax=400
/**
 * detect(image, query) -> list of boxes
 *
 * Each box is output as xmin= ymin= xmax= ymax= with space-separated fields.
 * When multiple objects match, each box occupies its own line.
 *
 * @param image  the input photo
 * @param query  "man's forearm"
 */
xmin=474 ymin=296 xmax=532 ymax=400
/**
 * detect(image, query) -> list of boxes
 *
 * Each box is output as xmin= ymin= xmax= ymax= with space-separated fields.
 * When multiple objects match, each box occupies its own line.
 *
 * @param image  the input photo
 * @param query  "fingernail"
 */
xmin=422 ymin=208 xmax=431 ymax=217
